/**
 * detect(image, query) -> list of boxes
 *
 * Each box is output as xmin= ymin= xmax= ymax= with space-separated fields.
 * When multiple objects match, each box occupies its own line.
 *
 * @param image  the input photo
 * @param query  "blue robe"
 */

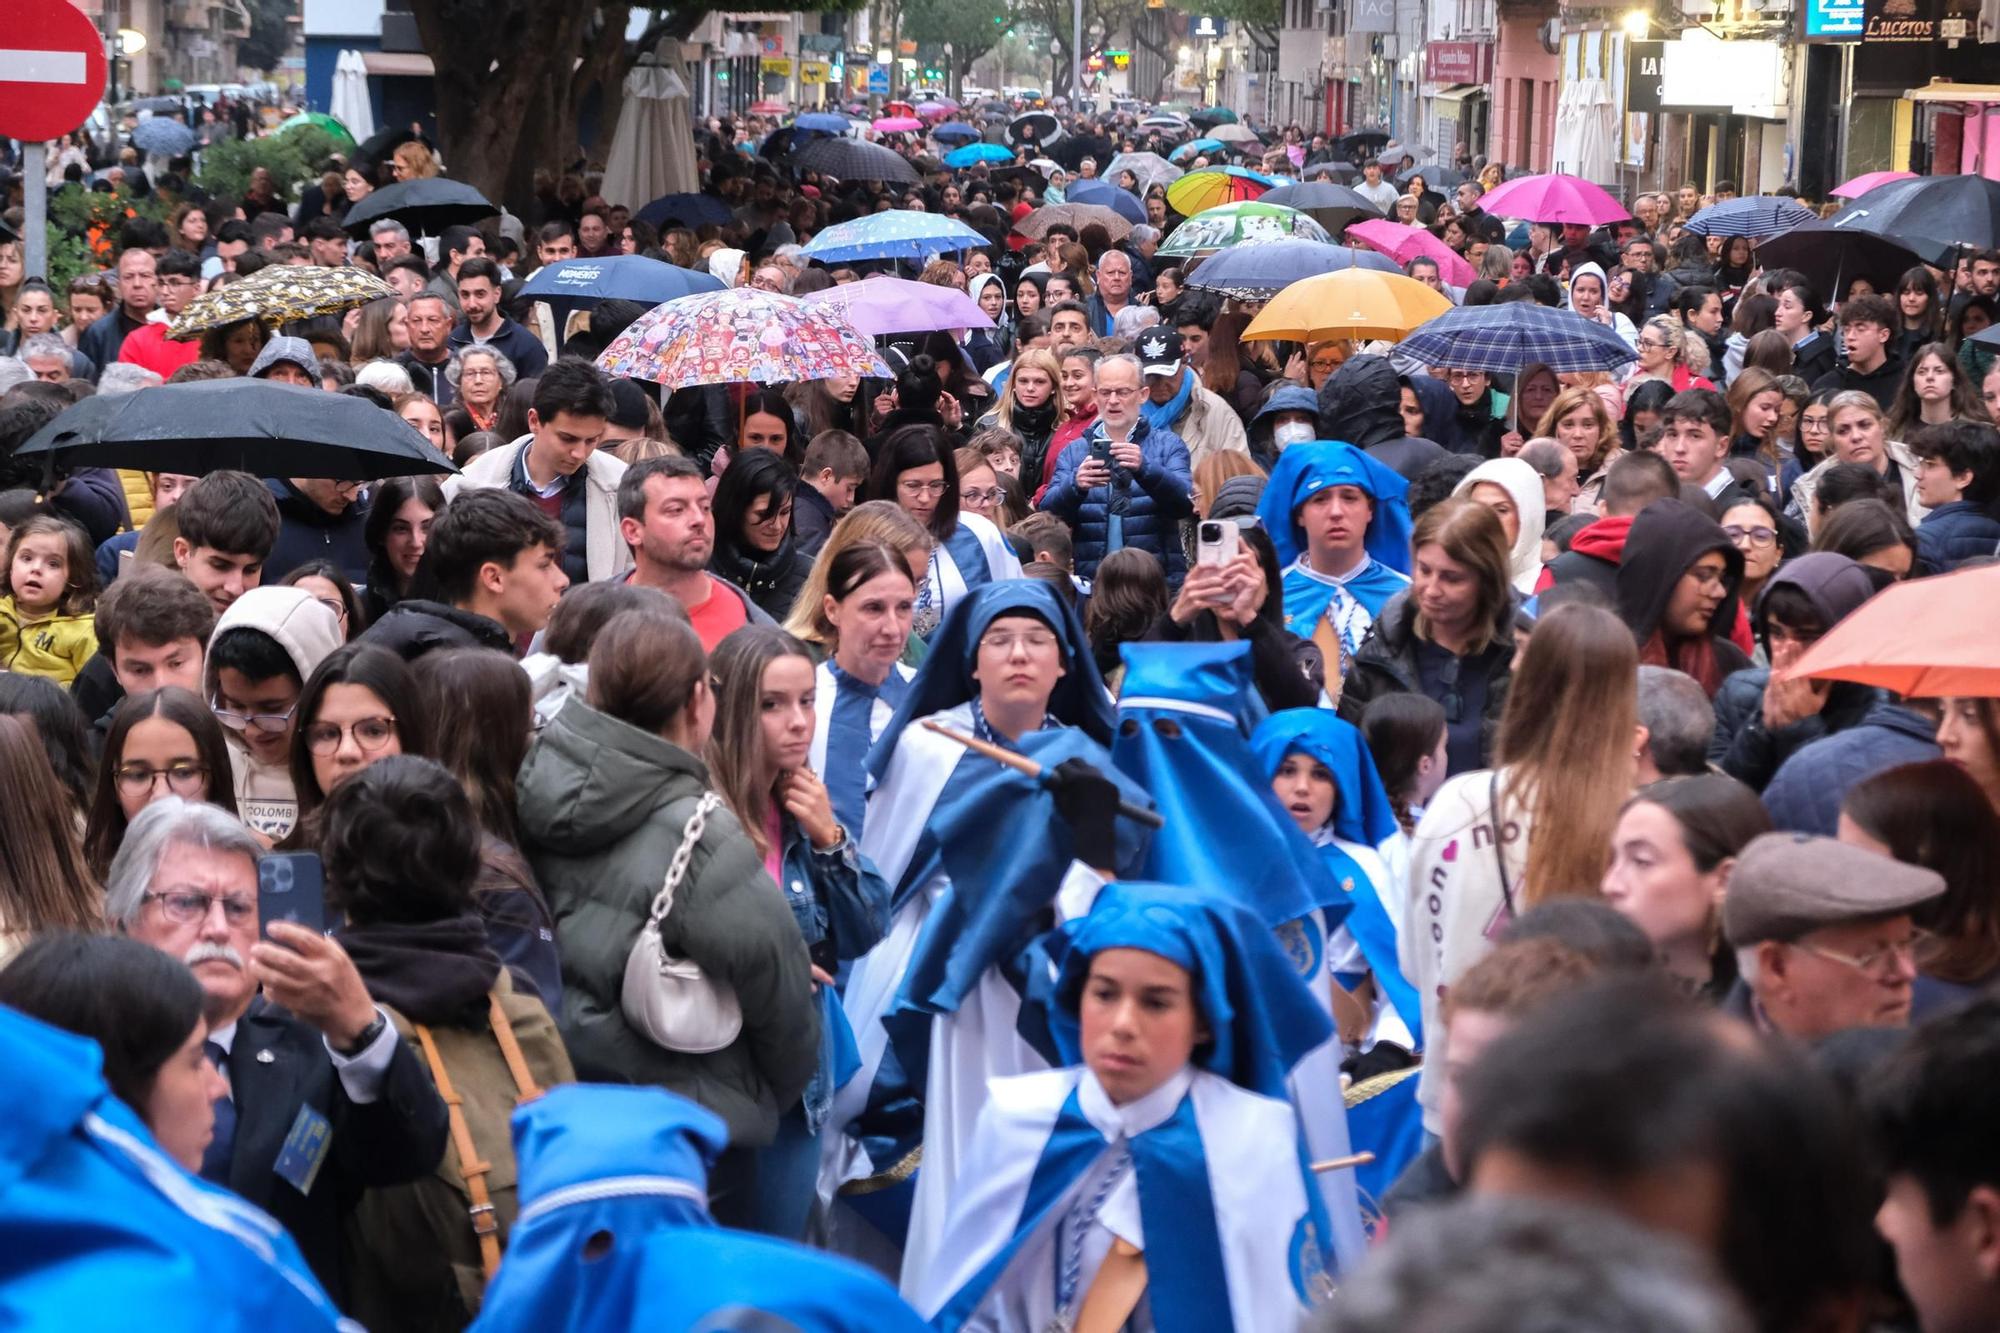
xmin=811 ymin=657 xmax=914 ymax=844
xmin=913 ymin=513 xmax=1022 ymax=641
xmin=1279 ymin=555 xmax=1411 ymax=658
xmin=1255 ymin=442 xmax=1413 ymax=672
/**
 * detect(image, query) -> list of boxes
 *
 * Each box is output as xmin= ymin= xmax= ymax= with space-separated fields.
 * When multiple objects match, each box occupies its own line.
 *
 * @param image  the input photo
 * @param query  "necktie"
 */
xmin=200 ymin=1039 xmax=237 ymax=1184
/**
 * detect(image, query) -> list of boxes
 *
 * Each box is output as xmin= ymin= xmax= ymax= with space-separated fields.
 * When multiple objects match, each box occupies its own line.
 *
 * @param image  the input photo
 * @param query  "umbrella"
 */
xmin=1240 ymin=268 xmax=1454 ymax=343
xmin=15 ymin=380 xmax=455 ymax=481
xmin=1156 ymin=201 xmax=1330 ymax=258
xmin=635 ymin=192 xmax=733 ymax=229
xmin=1303 ymin=160 xmax=1359 ymax=183
xmin=131 ymin=117 xmax=196 ymax=157
xmin=1207 ymin=123 xmax=1263 ymax=145
xmin=1832 ymin=170 xmax=1917 ymax=199
xmin=1336 ymin=131 xmax=1391 ymax=156
xmin=873 ymin=116 xmax=923 ymax=134
xmin=915 ymin=102 xmax=954 ymax=122
xmin=1257 ymin=181 xmax=1382 ymax=234
xmin=1397 ymin=162 xmax=1464 ymax=188
xmin=1683 ymin=195 xmax=1818 ymax=239
xmin=884 ymin=101 xmax=917 ymax=118
xmin=129 ymin=95 xmax=183 ymax=114
xmin=1753 ymin=219 xmax=1931 ymax=298
xmin=1166 ymin=165 xmax=1276 ymax=216
xmin=1830 ymin=175 xmax=2000 ymax=260
xmin=595 ymin=288 xmax=890 ymax=390
xmin=1191 ymin=107 xmax=1240 ymax=126
xmin=1140 ymin=116 xmax=1191 ymax=133
xmin=1105 ymin=151 xmax=1182 ymax=193
xmin=1477 ymin=173 xmax=1629 ymax=226
xmin=1398 ymin=302 xmax=1637 ymax=376
xmin=1788 ymin=564 xmax=2000 ymax=696
xmin=944 ymin=142 xmax=1014 ymax=168
xmin=803 ymin=276 xmax=994 ymax=335
xmin=1016 ymin=203 xmax=1133 ymax=242
xmin=750 ymin=100 xmax=789 ymax=115
xmin=340 ymin=177 xmax=497 ymax=239
xmin=801 ymin=212 xmax=990 ymax=262
xmin=518 ymin=256 xmax=724 ymax=315
xmin=1064 ymin=178 xmax=1146 ymax=224
xmin=1185 ymin=238 xmax=1399 ymax=300
xmin=795 ymin=112 xmax=852 ymax=134
xmin=167 ymin=264 xmax=395 ymax=341
xmin=276 ymin=111 xmax=356 ymax=149
xmin=1346 ymin=218 xmax=1478 ymax=287
xmin=1170 ymin=138 xmax=1226 ymax=164
xmin=790 ymin=137 xmax=920 ymax=185
xmin=1008 ymin=112 xmax=1063 ymax=147
xmin=932 ymin=123 xmax=982 ymax=144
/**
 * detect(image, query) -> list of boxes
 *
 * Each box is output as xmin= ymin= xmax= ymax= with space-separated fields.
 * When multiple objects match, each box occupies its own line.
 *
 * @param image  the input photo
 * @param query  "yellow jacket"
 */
xmin=0 ymin=597 xmax=98 ymax=686
xmin=119 ymin=470 xmax=153 ymax=530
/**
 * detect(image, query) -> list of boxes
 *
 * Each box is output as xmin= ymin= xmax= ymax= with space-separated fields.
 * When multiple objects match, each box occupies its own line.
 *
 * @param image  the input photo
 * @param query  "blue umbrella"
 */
xmin=944 ymin=142 xmax=1013 ymax=168
xmin=1397 ymin=302 xmax=1637 ymax=376
xmin=519 ymin=255 xmax=724 ymax=311
xmin=1683 ymin=195 xmax=1818 ymax=239
xmin=131 ymin=117 xmax=196 ymax=157
xmin=932 ymin=123 xmax=982 ymax=144
xmin=636 ymin=192 xmax=735 ymax=229
xmin=1170 ymin=138 xmax=1226 ymax=163
xmin=1184 ymin=238 xmax=1398 ymax=300
xmin=794 ymin=112 xmax=851 ymax=134
xmin=1064 ymin=177 xmax=1146 ymax=223
xmin=800 ymin=212 xmax=990 ymax=262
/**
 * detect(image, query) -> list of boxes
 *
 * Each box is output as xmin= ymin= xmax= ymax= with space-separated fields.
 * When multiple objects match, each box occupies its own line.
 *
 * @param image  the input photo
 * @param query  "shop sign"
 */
xmin=1423 ymin=41 xmax=1489 ymax=84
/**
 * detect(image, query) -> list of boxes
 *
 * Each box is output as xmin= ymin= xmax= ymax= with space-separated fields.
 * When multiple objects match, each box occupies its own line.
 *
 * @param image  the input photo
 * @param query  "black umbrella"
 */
xmin=1336 ymin=130 xmax=1391 ymax=157
xmin=1304 ymin=160 xmax=1359 ymax=183
xmin=1259 ymin=181 xmax=1383 ymax=234
xmin=790 ymin=137 xmax=920 ymax=185
xmin=17 ymin=380 xmax=457 ymax=482
xmin=340 ymin=177 xmax=498 ymax=238
xmin=1007 ymin=112 xmax=1062 ymax=148
xmin=1756 ymin=220 xmax=1935 ymax=299
xmin=1399 ymin=162 xmax=1465 ymax=189
xmin=1828 ymin=175 xmax=2000 ymax=263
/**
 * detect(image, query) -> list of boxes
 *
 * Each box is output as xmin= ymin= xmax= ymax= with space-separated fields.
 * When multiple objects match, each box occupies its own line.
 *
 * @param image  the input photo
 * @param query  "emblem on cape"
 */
xmin=1276 ymin=914 xmax=1324 ymax=980
xmin=1289 ymin=1216 xmax=1338 ymax=1304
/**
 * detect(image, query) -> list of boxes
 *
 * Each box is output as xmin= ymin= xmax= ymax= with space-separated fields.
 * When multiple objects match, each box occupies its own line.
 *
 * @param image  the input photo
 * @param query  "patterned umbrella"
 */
xmin=131 ymin=118 xmax=196 ymax=157
xmin=1257 ymin=181 xmax=1382 ymax=234
xmin=167 ymin=264 xmax=395 ymax=341
xmin=944 ymin=142 xmax=1014 ymax=168
xmin=1166 ymin=166 xmax=1276 ymax=216
xmin=596 ymin=289 xmax=890 ymax=389
xmin=1477 ymin=173 xmax=1629 ymax=226
xmin=1683 ymin=195 xmax=1818 ymax=239
xmin=1064 ymin=178 xmax=1146 ymax=224
xmin=1016 ymin=203 xmax=1133 ymax=242
xmin=1155 ymin=201 xmax=1330 ymax=258
xmin=1185 ymin=238 xmax=1399 ymax=300
xmin=1346 ymin=219 xmax=1478 ymax=287
xmin=1397 ymin=302 xmax=1637 ymax=375
xmin=873 ymin=116 xmax=924 ymax=134
xmin=803 ymin=276 xmax=993 ymax=335
xmin=790 ymin=137 xmax=920 ymax=184
xmin=801 ymin=213 xmax=990 ymax=262
xmin=1241 ymin=268 xmax=1453 ymax=343
xmin=1106 ymin=151 xmax=1182 ymax=194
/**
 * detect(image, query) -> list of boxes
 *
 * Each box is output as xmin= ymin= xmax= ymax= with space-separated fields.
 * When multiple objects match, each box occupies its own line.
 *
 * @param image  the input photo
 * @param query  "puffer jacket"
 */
xmin=1336 ymin=588 xmax=1516 ymax=773
xmin=708 ymin=533 xmax=814 ymax=621
xmin=516 ymin=697 xmax=819 ymax=1147
xmin=1915 ymin=500 xmax=2000 ymax=575
xmin=1762 ymin=700 xmax=1942 ymax=836
xmin=1040 ymin=416 xmax=1195 ymax=582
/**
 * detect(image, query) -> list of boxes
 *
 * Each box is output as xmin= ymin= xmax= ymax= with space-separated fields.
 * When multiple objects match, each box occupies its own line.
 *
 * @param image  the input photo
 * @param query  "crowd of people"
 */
xmin=2 ymin=97 xmax=2000 ymax=1333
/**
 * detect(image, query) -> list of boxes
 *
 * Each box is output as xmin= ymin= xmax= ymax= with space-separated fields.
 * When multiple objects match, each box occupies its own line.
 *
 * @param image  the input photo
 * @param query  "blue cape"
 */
xmin=1050 ymin=882 xmax=1336 ymax=1100
xmin=1110 ymin=641 xmax=1349 ymax=928
xmin=866 ymin=579 xmax=1113 ymax=781
xmin=1255 ymin=440 xmax=1413 ymax=574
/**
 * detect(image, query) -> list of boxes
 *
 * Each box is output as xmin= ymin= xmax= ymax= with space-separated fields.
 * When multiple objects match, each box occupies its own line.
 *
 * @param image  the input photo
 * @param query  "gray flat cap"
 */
xmin=1722 ymin=832 xmax=1946 ymax=947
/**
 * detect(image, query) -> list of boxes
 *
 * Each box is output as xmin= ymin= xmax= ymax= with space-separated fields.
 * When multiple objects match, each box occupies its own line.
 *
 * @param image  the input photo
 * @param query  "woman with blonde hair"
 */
xmin=978 ymin=347 xmax=1062 ymax=484
xmin=391 ymin=140 xmax=440 ymax=180
xmin=782 ymin=500 xmax=934 ymax=664
xmin=1626 ymin=315 xmax=1712 ymax=397
xmin=1191 ymin=449 xmax=1264 ymax=518
xmin=1537 ymin=385 xmax=1620 ymax=511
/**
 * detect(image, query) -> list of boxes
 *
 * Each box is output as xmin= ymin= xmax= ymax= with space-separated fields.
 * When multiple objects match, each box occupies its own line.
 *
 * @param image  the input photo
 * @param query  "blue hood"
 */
xmin=1255 ymin=439 xmax=1413 ymax=573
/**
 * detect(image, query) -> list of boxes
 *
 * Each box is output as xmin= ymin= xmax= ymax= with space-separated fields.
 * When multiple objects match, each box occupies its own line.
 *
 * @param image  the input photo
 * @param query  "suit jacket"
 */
xmin=224 ymin=1000 xmax=448 ymax=1304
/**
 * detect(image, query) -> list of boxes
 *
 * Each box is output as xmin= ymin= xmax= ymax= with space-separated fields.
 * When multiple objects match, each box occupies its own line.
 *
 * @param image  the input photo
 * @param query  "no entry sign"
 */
xmin=0 ymin=0 xmax=109 ymax=143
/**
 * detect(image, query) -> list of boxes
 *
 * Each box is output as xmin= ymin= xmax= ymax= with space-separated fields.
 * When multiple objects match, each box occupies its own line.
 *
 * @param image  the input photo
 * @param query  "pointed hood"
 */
xmin=1248 ymin=707 xmax=1400 ymax=846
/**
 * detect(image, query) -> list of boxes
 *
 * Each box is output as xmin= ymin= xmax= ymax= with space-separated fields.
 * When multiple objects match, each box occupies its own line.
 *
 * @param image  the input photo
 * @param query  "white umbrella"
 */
xmin=329 ymin=50 xmax=375 ymax=146
xmin=602 ymin=63 xmax=696 ymax=212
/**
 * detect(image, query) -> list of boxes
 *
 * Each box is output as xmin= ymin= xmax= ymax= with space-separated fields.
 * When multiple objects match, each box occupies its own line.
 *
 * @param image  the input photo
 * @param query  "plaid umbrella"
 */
xmin=1156 ymin=201 xmax=1330 ymax=258
xmin=1185 ymin=239 xmax=1398 ymax=300
xmin=168 ymin=265 xmax=395 ymax=341
xmin=1683 ymin=196 xmax=1818 ymax=239
xmin=596 ymin=289 xmax=889 ymax=389
xmin=1166 ymin=166 xmax=1276 ymax=216
xmin=1016 ymin=203 xmax=1133 ymax=242
xmin=801 ymin=212 xmax=990 ymax=262
xmin=790 ymin=137 xmax=920 ymax=184
xmin=1397 ymin=302 xmax=1638 ymax=376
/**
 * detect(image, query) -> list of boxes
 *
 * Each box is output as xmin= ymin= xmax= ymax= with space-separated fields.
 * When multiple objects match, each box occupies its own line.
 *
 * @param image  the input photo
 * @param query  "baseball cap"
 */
xmin=1722 ymin=832 xmax=1946 ymax=948
xmin=248 ymin=335 xmax=321 ymax=382
xmin=1137 ymin=328 xmax=1183 ymax=378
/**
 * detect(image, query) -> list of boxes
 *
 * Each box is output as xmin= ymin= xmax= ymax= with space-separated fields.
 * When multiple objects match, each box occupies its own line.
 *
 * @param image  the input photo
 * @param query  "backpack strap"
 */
xmin=412 ymin=1020 xmax=503 ymax=1281
xmin=487 ymin=992 xmax=545 ymax=1105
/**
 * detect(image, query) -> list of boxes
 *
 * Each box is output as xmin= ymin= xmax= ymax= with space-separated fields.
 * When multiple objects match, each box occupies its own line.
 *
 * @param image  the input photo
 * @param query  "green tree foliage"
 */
xmin=43 ymin=186 xmax=167 ymax=299
xmin=236 ymin=0 xmax=298 ymax=72
xmin=196 ymin=128 xmax=349 ymax=202
xmin=900 ymin=0 xmax=1013 ymax=80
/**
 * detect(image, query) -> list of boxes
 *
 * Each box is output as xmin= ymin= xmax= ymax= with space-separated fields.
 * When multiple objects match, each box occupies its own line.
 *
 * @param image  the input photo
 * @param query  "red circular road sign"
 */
xmin=0 ymin=0 xmax=109 ymax=144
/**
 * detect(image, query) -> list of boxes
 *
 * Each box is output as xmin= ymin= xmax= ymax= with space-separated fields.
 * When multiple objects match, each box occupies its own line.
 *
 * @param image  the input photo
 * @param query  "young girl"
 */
xmin=917 ymin=881 xmax=1340 ymax=1332
xmin=0 ymin=515 xmax=98 ymax=685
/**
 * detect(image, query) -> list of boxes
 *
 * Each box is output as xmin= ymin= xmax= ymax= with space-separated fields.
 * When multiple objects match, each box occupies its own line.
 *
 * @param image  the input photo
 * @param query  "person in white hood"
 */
xmin=203 ymin=586 xmax=344 ymax=841
xmin=1453 ymin=456 xmax=1550 ymax=594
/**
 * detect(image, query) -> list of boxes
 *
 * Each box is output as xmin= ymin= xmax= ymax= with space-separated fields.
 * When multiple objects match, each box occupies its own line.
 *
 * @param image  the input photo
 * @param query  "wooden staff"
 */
xmin=1312 ymin=1151 xmax=1375 ymax=1173
xmin=920 ymin=719 xmax=1164 ymax=829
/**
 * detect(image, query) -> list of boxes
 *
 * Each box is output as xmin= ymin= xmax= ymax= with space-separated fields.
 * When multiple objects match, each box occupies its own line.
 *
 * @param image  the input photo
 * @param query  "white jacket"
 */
xmin=444 ymin=435 xmax=633 ymax=584
xmin=1788 ymin=438 xmax=1931 ymax=530
xmin=203 ymin=586 xmax=345 ymax=842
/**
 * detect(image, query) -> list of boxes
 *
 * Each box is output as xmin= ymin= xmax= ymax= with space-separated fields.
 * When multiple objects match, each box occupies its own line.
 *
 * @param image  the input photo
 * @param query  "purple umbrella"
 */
xmin=802 ymin=275 xmax=994 ymax=336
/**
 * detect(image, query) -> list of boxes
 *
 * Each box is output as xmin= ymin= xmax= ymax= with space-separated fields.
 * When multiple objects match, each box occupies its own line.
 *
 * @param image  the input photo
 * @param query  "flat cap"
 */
xmin=1722 ymin=832 xmax=1945 ymax=947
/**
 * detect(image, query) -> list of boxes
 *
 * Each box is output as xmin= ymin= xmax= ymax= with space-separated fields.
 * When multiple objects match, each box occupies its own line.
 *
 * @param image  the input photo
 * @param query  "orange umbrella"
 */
xmin=1787 ymin=565 xmax=2000 ymax=696
xmin=1240 ymin=268 xmax=1453 ymax=343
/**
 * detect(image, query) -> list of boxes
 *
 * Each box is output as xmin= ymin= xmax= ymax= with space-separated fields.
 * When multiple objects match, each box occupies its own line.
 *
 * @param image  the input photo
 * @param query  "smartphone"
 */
xmin=1088 ymin=434 xmax=1112 ymax=465
xmin=258 ymin=851 xmax=339 ymax=939
xmin=1196 ymin=519 xmax=1239 ymax=568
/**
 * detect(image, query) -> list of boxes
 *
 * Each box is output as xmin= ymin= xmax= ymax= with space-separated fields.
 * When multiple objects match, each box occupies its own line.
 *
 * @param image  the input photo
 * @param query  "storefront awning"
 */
xmin=1906 ymin=81 xmax=2000 ymax=104
xmin=361 ymin=52 xmax=435 ymax=78
xmin=1432 ymin=84 xmax=1485 ymax=103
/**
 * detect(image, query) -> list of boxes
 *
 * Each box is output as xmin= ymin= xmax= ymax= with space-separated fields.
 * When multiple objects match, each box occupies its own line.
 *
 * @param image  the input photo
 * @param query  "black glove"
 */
xmin=1342 ymin=1041 xmax=1417 ymax=1084
xmin=1045 ymin=757 xmax=1122 ymax=871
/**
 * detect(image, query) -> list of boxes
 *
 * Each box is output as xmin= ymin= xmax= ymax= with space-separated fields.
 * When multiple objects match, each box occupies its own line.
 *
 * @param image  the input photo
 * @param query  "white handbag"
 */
xmin=620 ymin=792 xmax=744 ymax=1054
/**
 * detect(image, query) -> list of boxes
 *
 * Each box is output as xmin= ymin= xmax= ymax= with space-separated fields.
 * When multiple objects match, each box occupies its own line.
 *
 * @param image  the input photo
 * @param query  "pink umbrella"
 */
xmin=1477 ymin=172 xmax=1629 ymax=226
xmin=1346 ymin=219 xmax=1478 ymax=288
xmin=803 ymin=275 xmax=994 ymax=335
xmin=1832 ymin=170 xmax=1919 ymax=199
xmin=915 ymin=102 xmax=953 ymax=121
xmin=873 ymin=116 xmax=923 ymax=134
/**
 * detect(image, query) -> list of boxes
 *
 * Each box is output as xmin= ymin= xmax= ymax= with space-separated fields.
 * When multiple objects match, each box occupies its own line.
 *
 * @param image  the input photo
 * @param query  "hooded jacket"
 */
xmin=1566 ymin=262 xmax=1639 ymax=348
xmin=1452 ymin=457 xmax=1548 ymax=594
xmin=1316 ymin=355 xmax=1405 ymax=451
xmin=1250 ymin=384 xmax=1321 ymax=472
xmin=360 ymin=598 xmax=516 ymax=660
xmin=205 ymin=586 xmax=344 ymax=841
xmin=1539 ymin=512 xmax=1633 ymax=599
xmin=1614 ymin=499 xmax=1749 ymax=695
xmin=1709 ymin=553 xmax=1883 ymax=791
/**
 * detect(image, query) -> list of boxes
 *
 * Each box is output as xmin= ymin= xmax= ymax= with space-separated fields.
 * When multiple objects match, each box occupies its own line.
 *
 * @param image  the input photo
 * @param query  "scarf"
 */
xmin=1139 ymin=366 xmax=1194 ymax=433
xmin=338 ymin=913 xmax=504 ymax=1027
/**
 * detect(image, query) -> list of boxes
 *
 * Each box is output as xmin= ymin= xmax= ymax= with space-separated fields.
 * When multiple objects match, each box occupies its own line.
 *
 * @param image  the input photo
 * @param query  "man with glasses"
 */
xmin=203 ymin=586 xmax=344 ymax=841
xmin=1724 ymin=832 xmax=1943 ymax=1043
xmin=1039 ymin=350 xmax=1194 ymax=583
xmin=110 ymin=796 xmax=447 ymax=1301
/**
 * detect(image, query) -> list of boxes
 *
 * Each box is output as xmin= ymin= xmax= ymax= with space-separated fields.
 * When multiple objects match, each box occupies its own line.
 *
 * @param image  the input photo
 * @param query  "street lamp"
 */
xmin=1621 ymin=10 xmax=1651 ymax=37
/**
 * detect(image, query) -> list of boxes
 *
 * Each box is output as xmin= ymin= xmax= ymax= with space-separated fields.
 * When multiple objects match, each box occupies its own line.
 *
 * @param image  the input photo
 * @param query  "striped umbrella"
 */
xmin=1166 ymin=166 xmax=1276 ymax=216
xmin=1683 ymin=196 xmax=1818 ymax=239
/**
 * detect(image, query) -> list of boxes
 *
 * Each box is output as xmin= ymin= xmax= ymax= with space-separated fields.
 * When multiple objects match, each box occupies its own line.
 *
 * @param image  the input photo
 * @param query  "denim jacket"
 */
xmin=776 ymin=813 xmax=891 ymax=1128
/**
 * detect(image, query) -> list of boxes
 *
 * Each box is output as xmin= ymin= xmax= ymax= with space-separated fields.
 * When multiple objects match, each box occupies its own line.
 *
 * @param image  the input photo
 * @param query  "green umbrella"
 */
xmin=277 ymin=111 xmax=356 ymax=149
xmin=1156 ymin=200 xmax=1330 ymax=258
xmin=1195 ymin=106 xmax=1239 ymax=124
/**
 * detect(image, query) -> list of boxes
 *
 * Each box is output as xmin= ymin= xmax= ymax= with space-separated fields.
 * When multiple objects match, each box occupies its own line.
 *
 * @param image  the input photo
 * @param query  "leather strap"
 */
xmin=487 ymin=993 xmax=545 ymax=1104
xmin=413 ymin=1020 xmax=503 ymax=1281
xmin=1075 ymin=1238 xmax=1148 ymax=1333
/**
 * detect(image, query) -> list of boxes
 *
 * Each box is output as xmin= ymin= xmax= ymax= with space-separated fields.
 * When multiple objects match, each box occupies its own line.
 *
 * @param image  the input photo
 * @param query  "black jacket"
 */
xmin=1337 ymin=588 xmax=1516 ymax=773
xmin=266 ymin=479 xmax=370 ymax=585
xmin=219 ymin=1000 xmax=448 ymax=1303
xmin=395 ymin=351 xmax=457 ymax=409
xmin=709 ymin=533 xmax=815 ymax=621
xmin=791 ymin=482 xmax=838 ymax=557
xmin=360 ymin=599 xmax=515 ymax=660
xmin=1615 ymin=499 xmax=1749 ymax=693
xmin=1788 ymin=332 xmax=1838 ymax=386
xmin=1811 ymin=355 xmax=1902 ymax=413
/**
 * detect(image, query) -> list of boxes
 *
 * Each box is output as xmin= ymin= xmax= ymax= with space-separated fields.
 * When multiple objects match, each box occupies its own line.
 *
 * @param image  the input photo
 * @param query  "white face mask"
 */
xmin=1273 ymin=421 xmax=1316 ymax=450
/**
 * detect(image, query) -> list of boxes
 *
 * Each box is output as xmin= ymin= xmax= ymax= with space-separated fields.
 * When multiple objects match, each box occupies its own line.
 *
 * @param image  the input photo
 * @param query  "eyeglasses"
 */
xmin=1793 ymin=929 xmax=1929 ymax=978
xmin=303 ymin=716 xmax=397 ymax=756
xmin=1800 ymin=416 xmax=1831 ymax=435
xmin=898 ymin=478 xmax=949 ymax=497
xmin=978 ymin=629 xmax=1059 ymax=654
xmin=313 ymin=596 xmax=348 ymax=625
xmin=1724 ymin=524 xmax=1777 ymax=547
xmin=1446 ymin=370 xmax=1484 ymax=384
xmin=962 ymin=487 xmax=1003 ymax=505
xmin=115 ymin=763 xmax=208 ymax=795
xmin=1684 ymin=565 xmax=1730 ymax=590
xmin=1309 ymin=357 xmax=1341 ymax=371
xmin=1636 ymin=336 xmax=1671 ymax=351
xmin=1096 ymin=385 xmax=1141 ymax=399
xmin=212 ymin=696 xmax=297 ymax=735
xmin=145 ymin=889 xmax=256 ymax=926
